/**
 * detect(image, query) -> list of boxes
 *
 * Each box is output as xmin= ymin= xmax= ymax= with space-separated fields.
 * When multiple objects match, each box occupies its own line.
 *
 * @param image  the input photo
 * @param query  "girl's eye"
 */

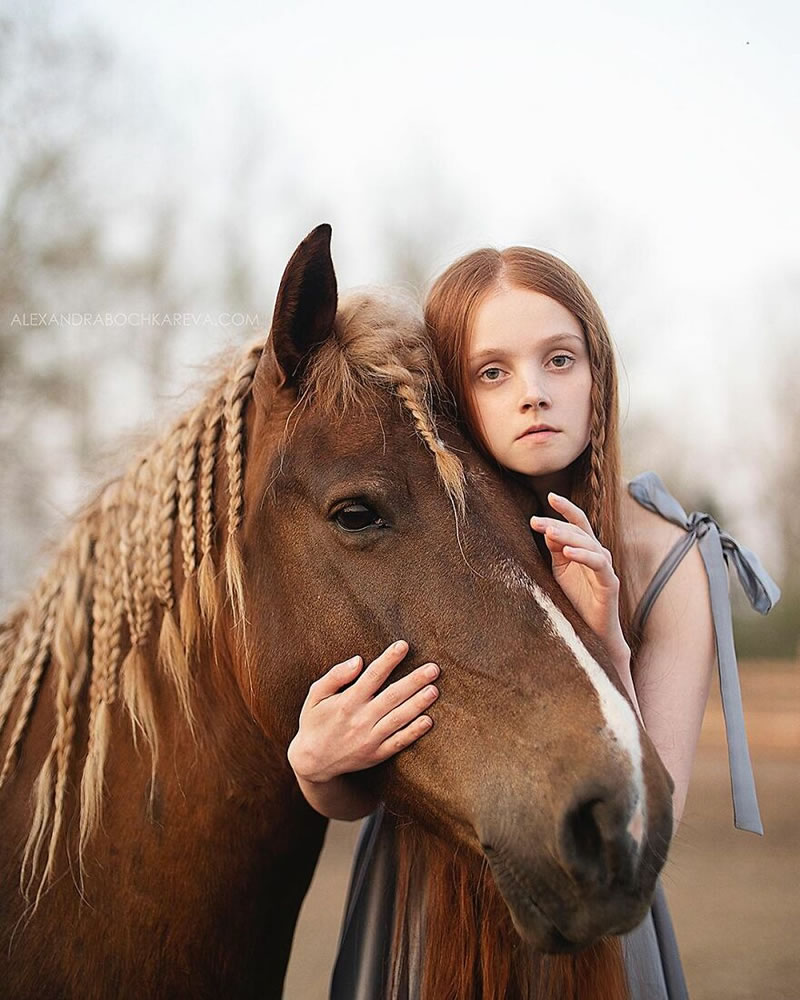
xmin=549 ymin=354 xmax=575 ymax=369
xmin=479 ymin=367 xmax=504 ymax=382
xmin=333 ymin=503 xmax=387 ymax=532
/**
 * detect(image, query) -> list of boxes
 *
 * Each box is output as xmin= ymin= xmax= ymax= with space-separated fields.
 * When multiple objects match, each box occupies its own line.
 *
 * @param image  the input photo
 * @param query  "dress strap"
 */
xmin=632 ymin=531 xmax=699 ymax=637
xmin=627 ymin=471 xmax=781 ymax=837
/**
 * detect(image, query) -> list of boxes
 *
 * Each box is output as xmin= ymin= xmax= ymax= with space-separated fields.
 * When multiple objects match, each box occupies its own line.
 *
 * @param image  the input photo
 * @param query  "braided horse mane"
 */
xmin=0 ymin=288 xmax=466 ymax=913
xmin=0 ymin=275 xmax=626 ymax=1000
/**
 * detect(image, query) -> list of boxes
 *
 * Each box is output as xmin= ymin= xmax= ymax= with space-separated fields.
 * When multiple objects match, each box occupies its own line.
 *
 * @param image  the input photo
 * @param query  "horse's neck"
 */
xmin=1 ymin=635 xmax=328 ymax=997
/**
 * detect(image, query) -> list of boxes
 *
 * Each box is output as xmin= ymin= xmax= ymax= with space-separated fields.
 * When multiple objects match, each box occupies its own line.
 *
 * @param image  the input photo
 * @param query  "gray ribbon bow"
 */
xmin=628 ymin=471 xmax=781 ymax=836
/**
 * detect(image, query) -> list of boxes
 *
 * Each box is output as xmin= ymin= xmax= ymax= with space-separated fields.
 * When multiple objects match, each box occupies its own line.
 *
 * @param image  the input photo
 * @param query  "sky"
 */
xmin=59 ymin=0 xmax=799 ymax=287
xmin=11 ymin=0 xmax=800 ymax=559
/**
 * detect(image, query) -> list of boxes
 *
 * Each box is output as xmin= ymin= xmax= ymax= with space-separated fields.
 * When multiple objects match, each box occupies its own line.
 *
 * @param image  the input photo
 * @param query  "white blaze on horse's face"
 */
xmin=490 ymin=556 xmax=646 ymax=839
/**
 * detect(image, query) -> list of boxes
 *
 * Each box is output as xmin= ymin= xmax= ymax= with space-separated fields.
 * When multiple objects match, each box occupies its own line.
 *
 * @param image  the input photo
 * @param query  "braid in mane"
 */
xmin=0 ymin=292 xmax=469 ymax=909
xmin=81 ymin=484 xmax=123 ymax=862
xmin=223 ymin=346 xmax=261 ymax=675
xmin=154 ymin=421 xmax=195 ymax=735
xmin=177 ymin=405 xmax=207 ymax=657
xmin=302 ymin=291 xmax=467 ymax=521
xmin=197 ymin=402 xmax=222 ymax=631
xmin=0 ymin=576 xmax=63 ymax=795
xmin=120 ymin=455 xmax=159 ymax=773
xmin=37 ymin=524 xmax=94 ymax=904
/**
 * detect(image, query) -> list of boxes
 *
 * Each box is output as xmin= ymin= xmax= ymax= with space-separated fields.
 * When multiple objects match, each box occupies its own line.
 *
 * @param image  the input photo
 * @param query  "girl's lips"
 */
xmin=517 ymin=429 xmax=560 ymax=441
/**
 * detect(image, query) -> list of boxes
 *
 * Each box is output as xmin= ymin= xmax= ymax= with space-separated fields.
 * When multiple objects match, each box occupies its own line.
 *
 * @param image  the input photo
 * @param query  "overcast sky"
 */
xmin=14 ymin=0 xmax=800 ymax=555
xmin=61 ymin=0 xmax=799 ymax=280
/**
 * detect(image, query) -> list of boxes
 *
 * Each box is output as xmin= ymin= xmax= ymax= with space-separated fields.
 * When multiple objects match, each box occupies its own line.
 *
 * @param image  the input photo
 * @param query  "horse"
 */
xmin=0 ymin=225 xmax=674 ymax=999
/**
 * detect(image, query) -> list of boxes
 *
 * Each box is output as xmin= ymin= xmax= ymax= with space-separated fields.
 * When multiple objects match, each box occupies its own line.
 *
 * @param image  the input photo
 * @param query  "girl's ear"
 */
xmin=253 ymin=224 xmax=338 ymax=410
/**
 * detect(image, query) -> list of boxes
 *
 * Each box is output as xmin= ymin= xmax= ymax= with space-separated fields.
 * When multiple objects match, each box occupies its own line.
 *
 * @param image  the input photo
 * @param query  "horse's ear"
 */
xmin=254 ymin=224 xmax=338 ymax=407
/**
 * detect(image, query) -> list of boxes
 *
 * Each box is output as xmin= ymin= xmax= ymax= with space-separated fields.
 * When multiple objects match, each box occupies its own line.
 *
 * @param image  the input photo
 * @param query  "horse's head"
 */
xmin=219 ymin=225 xmax=674 ymax=953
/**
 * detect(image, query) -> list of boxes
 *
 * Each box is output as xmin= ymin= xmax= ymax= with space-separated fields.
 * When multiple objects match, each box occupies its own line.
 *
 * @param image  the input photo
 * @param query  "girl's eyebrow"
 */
xmin=469 ymin=332 xmax=584 ymax=364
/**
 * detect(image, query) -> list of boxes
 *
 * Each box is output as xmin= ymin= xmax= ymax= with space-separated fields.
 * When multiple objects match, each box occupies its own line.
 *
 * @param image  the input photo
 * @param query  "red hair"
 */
xmin=424 ymin=246 xmax=636 ymax=647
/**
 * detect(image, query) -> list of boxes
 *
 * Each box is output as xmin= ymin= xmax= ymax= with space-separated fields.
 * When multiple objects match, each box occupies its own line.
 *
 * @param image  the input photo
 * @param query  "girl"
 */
xmin=287 ymin=246 xmax=780 ymax=999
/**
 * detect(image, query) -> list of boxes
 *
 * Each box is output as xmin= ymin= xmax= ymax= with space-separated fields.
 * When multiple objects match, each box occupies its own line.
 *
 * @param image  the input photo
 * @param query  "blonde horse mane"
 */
xmin=0 ymin=290 xmax=466 ymax=908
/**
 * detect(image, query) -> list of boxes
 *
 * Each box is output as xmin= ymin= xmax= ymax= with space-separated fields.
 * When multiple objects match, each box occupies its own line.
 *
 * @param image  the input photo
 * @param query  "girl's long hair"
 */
xmin=424 ymin=246 xmax=637 ymax=650
xmin=393 ymin=247 xmax=635 ymax=996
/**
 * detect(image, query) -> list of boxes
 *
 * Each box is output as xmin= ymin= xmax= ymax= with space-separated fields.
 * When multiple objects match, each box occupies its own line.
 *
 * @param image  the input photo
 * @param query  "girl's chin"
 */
xmin=508 ymin=460 xmax=568 ymax=478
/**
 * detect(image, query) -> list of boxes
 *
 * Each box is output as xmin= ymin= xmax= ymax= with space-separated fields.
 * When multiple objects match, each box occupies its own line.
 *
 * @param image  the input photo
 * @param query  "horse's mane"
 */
xmin=0 ymin=289 xmax=466 ymax=907
xmin=390 ymin=821 xmax=628 ymax=1000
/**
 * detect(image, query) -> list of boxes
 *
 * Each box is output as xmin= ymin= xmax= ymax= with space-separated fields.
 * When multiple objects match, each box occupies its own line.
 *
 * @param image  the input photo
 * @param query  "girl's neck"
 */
xmin=526 ymin=469 xmax=573 ymax=513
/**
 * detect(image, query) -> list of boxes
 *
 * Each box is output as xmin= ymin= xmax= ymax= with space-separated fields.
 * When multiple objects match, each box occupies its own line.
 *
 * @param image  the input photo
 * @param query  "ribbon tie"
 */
xmin=628 ymin=471 xmax=781 ymax=836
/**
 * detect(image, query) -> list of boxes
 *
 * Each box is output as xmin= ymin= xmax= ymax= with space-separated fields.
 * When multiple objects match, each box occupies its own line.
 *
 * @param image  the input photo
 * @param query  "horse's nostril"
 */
xmin=560 ymin=796 xmax=609 ymax=888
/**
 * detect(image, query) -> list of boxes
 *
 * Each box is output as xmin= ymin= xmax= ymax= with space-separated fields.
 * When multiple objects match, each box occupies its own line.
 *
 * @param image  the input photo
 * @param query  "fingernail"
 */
xmin=393 ymin=640 xmax=407 ymax=650
xmin=425 ymin=664 xmax=439 ymax=678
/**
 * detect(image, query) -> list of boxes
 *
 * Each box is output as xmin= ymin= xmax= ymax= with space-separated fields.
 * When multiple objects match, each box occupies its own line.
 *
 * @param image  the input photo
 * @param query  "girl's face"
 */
xmin=467 ymin=286 xmax=593 ymax=482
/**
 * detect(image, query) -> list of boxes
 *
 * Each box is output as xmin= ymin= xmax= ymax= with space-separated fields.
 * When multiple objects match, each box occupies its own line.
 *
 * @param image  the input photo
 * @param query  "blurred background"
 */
xmin=1 ymin=1 xmax=797 ymax=997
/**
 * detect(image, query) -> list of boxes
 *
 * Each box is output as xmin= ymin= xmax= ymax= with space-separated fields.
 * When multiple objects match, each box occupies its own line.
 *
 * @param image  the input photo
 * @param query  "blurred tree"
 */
xmin=0 ymin=8 xmax=218 ymax=605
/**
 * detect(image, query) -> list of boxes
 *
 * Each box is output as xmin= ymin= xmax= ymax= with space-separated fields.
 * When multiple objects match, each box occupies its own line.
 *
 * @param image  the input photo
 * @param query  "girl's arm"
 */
xmin=293 ymin=771 xmax=381 ymax=822
xmin=530 ymin=491 xmax=717 ymax=831
xmin=631 ymin=538 xmax=717 ymax=831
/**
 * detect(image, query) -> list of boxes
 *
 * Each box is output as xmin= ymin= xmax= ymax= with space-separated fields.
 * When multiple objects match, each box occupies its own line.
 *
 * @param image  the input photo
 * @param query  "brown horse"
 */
xmin=0 ymin=225 xmax=674 ymax=999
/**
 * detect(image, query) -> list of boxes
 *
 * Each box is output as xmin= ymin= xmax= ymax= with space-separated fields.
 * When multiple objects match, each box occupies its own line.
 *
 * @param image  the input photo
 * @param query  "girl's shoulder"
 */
xmin=619 ymin=475 xmax=688 ymax=606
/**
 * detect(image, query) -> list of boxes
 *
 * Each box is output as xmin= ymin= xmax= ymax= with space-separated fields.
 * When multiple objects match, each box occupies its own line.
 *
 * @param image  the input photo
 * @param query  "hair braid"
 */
xmin=0 ymin=573 xmax=62 ymax=790
xmin=0 ymin=619 xmax=36 ymax=743
xmin=39 ymin=524 xmax=93 ymax=901
xmin=3 ymin=293 xmax=473 ymax=890
xmin=197 ymin=400 xmax=222 ymax=630
xmin=152 ymin=424 xmax=195 ymax=734
xmin=0 ymin=616 xmax=23 ymax=682
xmin=120 ymin=456 xmax=158 ymax=772
xmin=120 ymin=456 xmax=142 ymax=648
xmin=394 ymin=380 xmax=466 ymax=520
xmin=105 ymin=514 xmax=125 ymax=706
xmin=81 ymin=485 xmax=122 ymax=863
xmin=177 ymin=406 xmax=206 ymax=656
xmin=586 ymin=357 xmax=609 ymax=539
xmin=89 ymin=487 xmax=118 ymax=718
xmin=223 ymin=349 xmax=259 ymax=638
xmin=0 ymin=571 xmax=61 ymax=740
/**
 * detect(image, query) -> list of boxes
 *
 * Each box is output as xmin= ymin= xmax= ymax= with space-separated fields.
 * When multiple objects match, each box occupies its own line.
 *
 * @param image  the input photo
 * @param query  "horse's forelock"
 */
xmin=302 ymin=289 xmax=467 ymax=517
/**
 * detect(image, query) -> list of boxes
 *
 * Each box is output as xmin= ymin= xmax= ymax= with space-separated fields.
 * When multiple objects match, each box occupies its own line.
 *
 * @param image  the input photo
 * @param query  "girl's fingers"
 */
xmin=372 ymin=662 xmax=440 ymax=716
xmin=372 ymin=684 xmax=439 ymax=740
xmin=374 ymin=715 xmax=434 ymax=762
xmin=353 ymin=640 xmax=410 ymax=698
xmin=561 ymin=545 xmax=617 ymax=580
xmin=307 ymin=655 xmax=363 ymax=704
xmin=547 ymin=492 xmax=596 ymax=537
xmin=533 ymin=519 xmax=605 ymax=556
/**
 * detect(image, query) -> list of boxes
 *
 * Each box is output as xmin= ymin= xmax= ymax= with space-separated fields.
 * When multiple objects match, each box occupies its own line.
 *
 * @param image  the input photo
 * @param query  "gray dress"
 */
xmin=329 ymin=472 xmax=781 ymax=1000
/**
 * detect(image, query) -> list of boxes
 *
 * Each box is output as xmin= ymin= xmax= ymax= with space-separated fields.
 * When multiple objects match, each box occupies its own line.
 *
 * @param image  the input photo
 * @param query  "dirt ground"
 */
xmin=283 ymin=661 xmax=800 ymax=999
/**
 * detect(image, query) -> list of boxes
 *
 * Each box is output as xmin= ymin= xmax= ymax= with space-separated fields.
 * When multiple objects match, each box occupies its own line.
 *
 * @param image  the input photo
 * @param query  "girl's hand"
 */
xmin=287 ymin=641 xmax=440 ymax=785
xmin=530 ymin=492 xmax=628 ymax=661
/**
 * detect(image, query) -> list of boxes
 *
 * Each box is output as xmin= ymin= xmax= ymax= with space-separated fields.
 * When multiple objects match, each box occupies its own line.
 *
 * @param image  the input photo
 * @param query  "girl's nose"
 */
xmin=520 ymin=378 xmax=551 ymax=410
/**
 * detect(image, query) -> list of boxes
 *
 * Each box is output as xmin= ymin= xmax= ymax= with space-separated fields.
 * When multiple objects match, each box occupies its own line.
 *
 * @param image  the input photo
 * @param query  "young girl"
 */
xmin=287 ymin=246 xmax=780 ymax=999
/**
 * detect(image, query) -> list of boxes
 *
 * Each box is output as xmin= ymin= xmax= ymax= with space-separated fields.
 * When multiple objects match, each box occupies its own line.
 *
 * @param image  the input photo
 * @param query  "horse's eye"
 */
xmin=334 ymin=503 xmax=386 ymax=532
